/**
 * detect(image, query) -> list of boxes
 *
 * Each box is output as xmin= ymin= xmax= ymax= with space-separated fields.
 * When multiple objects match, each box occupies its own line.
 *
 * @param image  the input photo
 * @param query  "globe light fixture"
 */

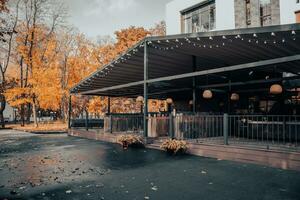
xmin=230 ymin=93 xmax=240 ymax=101
xmin=166 ymin=98 xmax=173 ymax=104
xmin=136 ymin=96 xmax=144 ymax=103
xmin=270 ymin=84 xmax=283 ymax=95
xmin=203 ymin=90 xmax=213 ymax=99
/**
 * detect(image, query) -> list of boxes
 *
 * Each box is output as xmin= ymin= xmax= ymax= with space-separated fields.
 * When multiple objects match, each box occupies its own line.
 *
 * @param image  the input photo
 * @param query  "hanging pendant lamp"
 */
xmin=136 ymin=96 xmax=144 ymax=103
xmin=203 ymin=90 xmax=213 ymax=99
xmin=166 ymin=98 xmax=173 ymax=104
xmin=270 ymin=84 xmax=283 ymax=95
xmin=230 ymin=93 xmax=240 ymax=101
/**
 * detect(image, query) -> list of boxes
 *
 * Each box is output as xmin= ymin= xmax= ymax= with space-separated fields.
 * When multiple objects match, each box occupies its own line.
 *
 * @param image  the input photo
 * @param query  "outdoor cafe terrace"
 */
xmin=69 ymin=24 xmax=300 ymax=151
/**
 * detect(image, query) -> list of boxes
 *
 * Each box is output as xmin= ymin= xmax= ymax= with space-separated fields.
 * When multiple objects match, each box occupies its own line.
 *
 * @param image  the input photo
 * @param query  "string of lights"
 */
xmin=73 ymin=30 xmax=297 ymax=91
xmin=148 ymin=31 xmax=297 ymax=51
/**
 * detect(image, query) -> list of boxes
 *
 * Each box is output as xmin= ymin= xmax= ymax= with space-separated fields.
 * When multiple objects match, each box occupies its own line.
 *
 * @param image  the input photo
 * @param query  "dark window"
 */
xmin=181 ymin=2 xmax=216 ymax=33
xmin=246 ymin=0 xmax=251 ymax=26
xmin=260 ymin=0 xmax=272 ymax=26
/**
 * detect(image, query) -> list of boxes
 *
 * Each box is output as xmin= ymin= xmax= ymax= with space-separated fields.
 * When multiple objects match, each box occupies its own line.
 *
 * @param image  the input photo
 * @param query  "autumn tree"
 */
xmin=0 ymin=0 xmax=19 ymax=128
xmin=58 ymin=32 xmax=98 ymax=121
xmin=114 ymin=26 xmax=150 ymax=55
xmin=4 ymin=14 xmax=167 ymax=127
xmin=0 ymin=0 xmax=8 ymax=11
xmin=149 ymin=21 xmax=166 ymax=36
xmin=5 ymin=0 xmax=66 ymax=127
xmin=85 ymin=25 xmax=165 ymax=117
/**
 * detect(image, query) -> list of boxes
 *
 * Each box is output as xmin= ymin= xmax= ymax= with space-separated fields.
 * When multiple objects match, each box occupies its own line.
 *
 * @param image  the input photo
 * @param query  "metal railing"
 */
xmin=71 ymin=118 xmax=104 ymax=129
xmin=109 ymin=114 xmax=144 ymax=134
xmin=174 ymin=113 xmax=224 ymax=141
xmin=73 ymin=113 xmax=300 ymax=148
xmin=228 ymin=115 xmax=300 ymax=146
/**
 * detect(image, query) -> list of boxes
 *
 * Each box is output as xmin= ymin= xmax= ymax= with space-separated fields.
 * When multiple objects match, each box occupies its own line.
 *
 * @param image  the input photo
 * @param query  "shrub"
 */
xmin=160 ymin=139 xmax=188 ymax=155
xmin=117 ymin=134 xmax=144 ymax=149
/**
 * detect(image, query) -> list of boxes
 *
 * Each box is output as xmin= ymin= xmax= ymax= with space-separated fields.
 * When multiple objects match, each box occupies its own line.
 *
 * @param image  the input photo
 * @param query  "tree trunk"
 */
xmin=21 ymin=104 xmax=25 ymax=126
xmin=32 ymin=97 xmax=38 ymax=127
xmin=0 ymin=94 xmax=6 ymax=128
xmin=61 ymin=94 xmax=67 ymax=122
xmin=26 ymin=103 xmax=31 ymax=123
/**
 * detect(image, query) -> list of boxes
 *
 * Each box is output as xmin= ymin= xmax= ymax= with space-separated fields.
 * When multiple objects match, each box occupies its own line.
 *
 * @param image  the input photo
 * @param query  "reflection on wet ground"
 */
xmin=0 ymin=130 xmax=300 ymax=200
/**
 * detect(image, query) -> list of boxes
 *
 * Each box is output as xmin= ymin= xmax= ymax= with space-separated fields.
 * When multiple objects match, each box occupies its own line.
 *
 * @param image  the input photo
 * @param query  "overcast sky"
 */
xmin=64 ymin=0 xmax=172 ymax=39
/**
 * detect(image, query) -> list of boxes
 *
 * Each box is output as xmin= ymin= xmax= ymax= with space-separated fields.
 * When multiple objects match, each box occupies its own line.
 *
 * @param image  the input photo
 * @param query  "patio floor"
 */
xmin=1 ymin=129 xmax=300 ymax=200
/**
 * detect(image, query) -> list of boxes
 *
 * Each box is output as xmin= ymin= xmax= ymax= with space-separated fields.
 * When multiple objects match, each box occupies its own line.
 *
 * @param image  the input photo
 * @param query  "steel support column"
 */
xmin=192 ymin=56 xmax=197 ymax=113
xmin=228 ymin=80 xmax=231 ymax=114
xmin=143 ymin=42 xmax=149 ymax=138
xmin=107 ymin=97 xmax=111 ymax=115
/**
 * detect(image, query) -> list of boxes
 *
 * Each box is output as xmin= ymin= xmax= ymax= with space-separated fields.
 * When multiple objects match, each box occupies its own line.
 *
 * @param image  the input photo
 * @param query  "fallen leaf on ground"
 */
xmin=65 ymin=190 xmax=72 ymax=194
xmin=151 ymin=186 xmax=158 ymax=191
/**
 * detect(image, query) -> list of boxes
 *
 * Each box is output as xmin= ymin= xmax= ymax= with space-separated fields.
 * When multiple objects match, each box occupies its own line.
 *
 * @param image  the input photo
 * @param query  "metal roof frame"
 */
xmin=70 ymin=23 xmax=300 ymax=97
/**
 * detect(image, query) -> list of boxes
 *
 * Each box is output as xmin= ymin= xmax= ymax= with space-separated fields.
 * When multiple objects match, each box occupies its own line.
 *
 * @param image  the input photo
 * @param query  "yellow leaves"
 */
xmin=0 ymin=0 xmax=8 ymax=12
xmin=114 ymin=26 xmax=150 ymax=55
xmin=117 ymin=134 xmax=144 ymax=146
xmin=7 ymin=22 xmax=166 ymax=115
xmin=87 ymin=97 xmax=102 ymax=114
xmin=5 ymin=87 xmax=33 ymax=107
xmin=93 ymin=44 xmax=116 ymax=67
xmin=9 ymin=24 xmax=63 ymax=110
xmin=160 ymin=139 xmax=188 ymax=154
xmin=32 ymin=60 xmax=62 ymax=110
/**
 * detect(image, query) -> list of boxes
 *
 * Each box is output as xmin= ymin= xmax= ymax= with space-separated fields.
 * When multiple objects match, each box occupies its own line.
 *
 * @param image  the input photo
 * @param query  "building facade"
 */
xmin=166 ymin=0 xmax=300 ymax=35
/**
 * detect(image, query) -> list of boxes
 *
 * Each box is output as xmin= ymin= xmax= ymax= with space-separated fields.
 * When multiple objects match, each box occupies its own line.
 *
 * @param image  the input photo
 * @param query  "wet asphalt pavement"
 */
xmin=0 ymin=130 xmax=300 ymax=200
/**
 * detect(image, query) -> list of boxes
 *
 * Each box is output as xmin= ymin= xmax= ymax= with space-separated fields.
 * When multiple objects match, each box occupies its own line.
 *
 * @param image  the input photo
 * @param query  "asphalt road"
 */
xmin=0 ymin=129 xmax=300 ymax=200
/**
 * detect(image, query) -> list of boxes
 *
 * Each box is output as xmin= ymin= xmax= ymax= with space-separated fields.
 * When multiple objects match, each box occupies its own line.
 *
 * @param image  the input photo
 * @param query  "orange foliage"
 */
xmin=114 ymin=26 xmax=150 ymax=55
xmin=5 ymin=21 xmax=166 ymax=120
xmin=6 ymin=24 xmax=63 ymax=111
xmin=0 ymin=0 xmax=8 ymax=12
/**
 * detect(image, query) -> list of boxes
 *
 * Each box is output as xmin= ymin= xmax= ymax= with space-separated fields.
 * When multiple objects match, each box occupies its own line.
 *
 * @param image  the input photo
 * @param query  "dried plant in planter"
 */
xmin=160 ymin=139 xmax=188 ymax=155
xmin=117 ymin=134 xmax=145 ymax=149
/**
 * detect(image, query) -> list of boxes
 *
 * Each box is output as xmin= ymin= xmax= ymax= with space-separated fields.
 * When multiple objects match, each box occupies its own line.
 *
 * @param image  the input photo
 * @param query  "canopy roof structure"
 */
xmin=70 ymin=24 xmax=300 ymax=99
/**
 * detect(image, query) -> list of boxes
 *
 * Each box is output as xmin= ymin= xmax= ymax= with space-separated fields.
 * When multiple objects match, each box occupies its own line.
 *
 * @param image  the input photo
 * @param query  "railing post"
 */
xmin=169 ymin=112 xmax=174 ymax=139
xmin=223 ymin=113 xmax=229 ymax=145
xmin=110 ymin=114 xmax=113 ymax=134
